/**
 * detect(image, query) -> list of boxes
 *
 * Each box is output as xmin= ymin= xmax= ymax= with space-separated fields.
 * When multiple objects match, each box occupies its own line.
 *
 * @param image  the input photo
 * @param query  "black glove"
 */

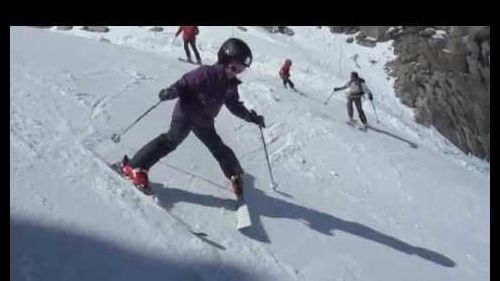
xmin=159 ymin=87 xmax=178 ymax=101
xmin=368 ymin=93 xmax=373 ymax=101
xmin=333 ymin=87 xmax=339 ymax=92
xmin=249 ymin=110 xmax=265 ymax=128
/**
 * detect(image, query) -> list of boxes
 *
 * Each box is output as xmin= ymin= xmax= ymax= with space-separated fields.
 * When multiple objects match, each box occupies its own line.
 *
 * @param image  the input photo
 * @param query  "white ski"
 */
xmin=236 ymin=198 xmax=251 ymax=229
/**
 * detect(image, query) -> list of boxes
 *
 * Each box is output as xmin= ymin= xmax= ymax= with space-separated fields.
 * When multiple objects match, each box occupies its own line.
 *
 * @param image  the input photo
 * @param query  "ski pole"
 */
xmin=171 ymin=35 xmax=179 ymax=48
xmin=111 ymin=100 xmax=162 ymax=143
xmin=370 ymin=100 xmax=380 ymax=123
xmin=258 ymin=125 xmax=277 ymax=189
xmin=324 ymin=90 xmax=335 ymax=105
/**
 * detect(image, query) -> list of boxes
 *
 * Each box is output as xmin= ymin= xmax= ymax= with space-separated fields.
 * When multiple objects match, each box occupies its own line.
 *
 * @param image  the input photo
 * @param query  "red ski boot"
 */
xmin=119 ymin=156 xmax=153 ymax=195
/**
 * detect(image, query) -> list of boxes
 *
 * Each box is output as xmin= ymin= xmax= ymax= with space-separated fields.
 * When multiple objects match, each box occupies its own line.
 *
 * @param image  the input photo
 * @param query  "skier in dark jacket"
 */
xmin=118 ymin=38 xmax=264 ymax=198
xmin=333 ymin=71 xmax=373 ymax=130
xmin=279 ymin=59 xmax=295 ymax=90
xmin=175 ymin=26 xmax=202 ymax=64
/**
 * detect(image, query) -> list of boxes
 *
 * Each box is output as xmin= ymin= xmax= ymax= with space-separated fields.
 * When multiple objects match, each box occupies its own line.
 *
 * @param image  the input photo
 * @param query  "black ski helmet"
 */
xmin=217 ymin=38 xmax=253 ymax=67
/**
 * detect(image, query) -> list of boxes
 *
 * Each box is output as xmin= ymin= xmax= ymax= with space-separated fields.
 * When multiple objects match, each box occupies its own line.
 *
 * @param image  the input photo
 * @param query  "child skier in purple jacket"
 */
xmin=118 ymin=38 xmax=265 ymax=198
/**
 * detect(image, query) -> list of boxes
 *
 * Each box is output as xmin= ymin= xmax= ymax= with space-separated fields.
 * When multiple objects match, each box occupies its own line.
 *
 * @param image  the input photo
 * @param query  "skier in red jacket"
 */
xmin=175 ymin=26 xmax=202 ymax=64
xmin=279 ymin=59 xmax=295 ymax=90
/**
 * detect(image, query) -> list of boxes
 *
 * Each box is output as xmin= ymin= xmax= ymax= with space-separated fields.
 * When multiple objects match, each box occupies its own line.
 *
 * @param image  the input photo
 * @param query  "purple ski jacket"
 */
xmin=169 ymin=63 xmax=253 ymax=127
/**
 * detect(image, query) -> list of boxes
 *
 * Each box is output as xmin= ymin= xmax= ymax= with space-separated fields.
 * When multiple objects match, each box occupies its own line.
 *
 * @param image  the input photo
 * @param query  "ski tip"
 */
xmin=237 ymin=223 xmax=252 ymax=230
xmin=191 ymin=231 xmax=208 ymax=237
xmin=236 ymin=203 xmax=251 ymax=229
xmin=178 ymin=57 xmax=203 ymax=65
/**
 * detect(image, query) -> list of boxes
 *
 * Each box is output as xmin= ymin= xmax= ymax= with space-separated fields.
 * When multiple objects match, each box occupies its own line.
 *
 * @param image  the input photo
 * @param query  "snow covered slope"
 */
xmin=11 ymin=26 xmax=489 ymax=281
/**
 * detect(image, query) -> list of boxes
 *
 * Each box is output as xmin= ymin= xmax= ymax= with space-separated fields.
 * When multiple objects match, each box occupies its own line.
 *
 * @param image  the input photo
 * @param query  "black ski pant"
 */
xmin=282 ymin=76 xmax=295 ymax=89
xmin=129 ymin=117 xmax=243 ymax=179
xmin=183 ymin=38 xmax=201 ymax=62
xmin=347 ymin=95 xmax=367 ymax=124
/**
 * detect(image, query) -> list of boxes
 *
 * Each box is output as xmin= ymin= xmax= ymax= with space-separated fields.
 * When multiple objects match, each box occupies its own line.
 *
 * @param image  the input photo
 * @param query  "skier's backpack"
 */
xmin=358 ymin=78 xmax=367 ymax=95
xmin=350 ymin=78 xmax=367 ymax=95
xmin=360 ymin=78 xmax=373 ymax=97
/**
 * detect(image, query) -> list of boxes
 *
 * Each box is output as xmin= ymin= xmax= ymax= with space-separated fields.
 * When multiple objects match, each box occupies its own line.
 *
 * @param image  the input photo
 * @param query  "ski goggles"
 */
xmin=228 ymin=64 xmax=246 ymax=74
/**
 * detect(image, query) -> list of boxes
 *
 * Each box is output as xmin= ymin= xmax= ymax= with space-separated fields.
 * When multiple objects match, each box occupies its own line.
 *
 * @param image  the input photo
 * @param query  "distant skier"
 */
xmin=175 ymin=26 xmax=202 ymax=64
xmin=333 ymin=71 xmax=373 ymax=130
xmin=279 ymin=59 xmax=295 ymax=90
xmin=118 ymin=38 xmax=265 ymax=198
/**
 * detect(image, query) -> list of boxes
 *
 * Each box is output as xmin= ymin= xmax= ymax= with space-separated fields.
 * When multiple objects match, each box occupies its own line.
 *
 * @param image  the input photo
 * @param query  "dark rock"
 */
xmin=386 ymin=26 xmax=404 ymax=40
xmin=82 ymin=26 xmax=109 ymax=33
xmin=149 ymin=26 xmax=163 ymax=32
xmin=329 ymin=26 xmax=360 ymax=34
xmin=261 ymin=26 xmax=294 ymax=36
xmin=359 ymin=26 xmax=390 ymax=41
xmin=356 ymin=36 xmax=377 ymax=48
xmin=419 ymin=28 xmax=436 ymax=37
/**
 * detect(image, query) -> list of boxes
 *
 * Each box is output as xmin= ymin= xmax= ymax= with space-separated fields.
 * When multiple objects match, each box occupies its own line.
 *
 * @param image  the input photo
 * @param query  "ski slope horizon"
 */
xmin=11 ymin=26 xmax=489 ymax=281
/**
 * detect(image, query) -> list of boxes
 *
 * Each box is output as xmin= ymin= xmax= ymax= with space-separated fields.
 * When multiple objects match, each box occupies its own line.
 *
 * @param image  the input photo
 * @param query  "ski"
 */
xmin=345 ymin=119 xmax=358 ymax=127
xmin=346 ymin=120 xmax=368 ymax=132
xmin=178 ymin=57 xmax=202 ymax=65
xmin=288 ymin=87 xmax=305 ymax=96
xmin=236 ymin=196 xmax=251 ymax=230
xmin=230 ymin=176 xmax=252 ymax=230
xmin=104 ymin=160 xmax=226 ymax=250
xmin=160 ymin=161 xmax=252 ymax=230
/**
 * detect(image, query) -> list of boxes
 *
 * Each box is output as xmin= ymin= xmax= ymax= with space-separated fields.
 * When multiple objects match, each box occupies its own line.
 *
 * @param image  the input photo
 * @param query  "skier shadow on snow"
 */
xmin=149 ymin=174 xmax=455 ymax=268
xmin=367 ymin=125 xmax=419 ymax=149
xmin=151 ymin=182 xmax=237 ymax=212
xmin=240 ymin=174 xmax=454 ymax=268
xmin=10 ymin=218 xmax=256 ymax=281
xmin=312 ymin=111 xmax=418 ymax=149
xmin=150 ymin=182 xmax=234 ymax=250
xmin=150 ymin=181 xmax=271 ymax=244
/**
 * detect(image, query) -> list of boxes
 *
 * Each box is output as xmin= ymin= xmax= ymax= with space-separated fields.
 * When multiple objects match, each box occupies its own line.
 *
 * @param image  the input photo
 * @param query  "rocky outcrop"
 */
xmin=388 ymin=26 xmax=490 ymax=160
xmin=330 ymin=26 xmax=392 ymax=47
xmin=57 ymin=26 xmax=73 ymax=30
